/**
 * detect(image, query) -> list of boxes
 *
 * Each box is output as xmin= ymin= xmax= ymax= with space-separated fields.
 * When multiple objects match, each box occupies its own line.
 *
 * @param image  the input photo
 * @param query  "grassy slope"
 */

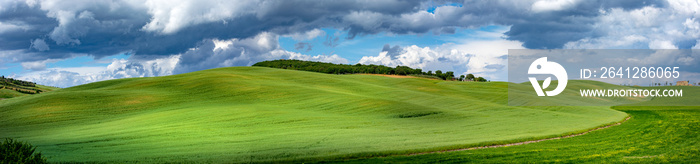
xmin=0 ymin=89 xmax=24 ymax=99
xmin=0 ymin=67 xmax=626 ymax=162
xmin=0 ymin=85 xmax=60 ymax=99
xmin=337 ymin=86 xmax=700 ymax=163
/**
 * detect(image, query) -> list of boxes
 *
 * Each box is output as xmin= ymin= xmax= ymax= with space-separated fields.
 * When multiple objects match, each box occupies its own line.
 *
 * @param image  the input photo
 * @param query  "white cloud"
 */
xmin=358 ymin=37 xmax=524 ymax=81
xmin=649 ymin=40 xmax=678 ymax=49
xmin=20 ymin=58 xmax=59 ymax=71
xmin=359 ymin=45 xmax=448 ymax=70
xmin=358 ymin=26 xmax=524 ymax=81
xmin=14 ymin=70 xmax=86 ymax=88
xmin=683 ymin=18 xmax=700 ymax=38
xmin=15 ymin=55 xmax=179 ymax=88
xmin=141 ymin=0 xmax=257 ymax=34
xmin=283 ymin=29 xmax=326 ymax=41
xmin=452 ymin=39 xmax=524 ymax=77
xmin=667 ymin=0 xmax=700 ymax=17
xmin=103 ymin=55 xmax=180 ymax=78
xmin=564 ymin=4 xmax=700 ymax=49
xmin=212 ymin=39 xmax=233 ymax=51
xmin=531 ymin=0 xmax=580 ymax=13
xmin=49 ymin=66 xmax=106 ymax=75
xmin=628 ymin=6 xmax=662 ymax=27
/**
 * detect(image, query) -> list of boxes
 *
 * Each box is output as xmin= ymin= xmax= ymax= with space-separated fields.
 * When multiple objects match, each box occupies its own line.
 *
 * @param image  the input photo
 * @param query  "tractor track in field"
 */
xmin=402 ymin=116 xmax=631 ymax=156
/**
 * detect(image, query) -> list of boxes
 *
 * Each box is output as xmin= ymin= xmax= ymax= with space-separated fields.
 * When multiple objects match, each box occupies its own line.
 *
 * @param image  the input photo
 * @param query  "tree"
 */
xmin=445 ymin=71 xmax=454 ymax=80
xmin=466 ymin=74 xmax=475 ymax=81
xmin=476 ymin=77 xmax=487 ymax=82
xmin=435 ymin=70 xmax=446 ymax=80
xmin=459 ymin=75 xmax=465 ymax=81
xmin=0 ymin=138 xmax=47 ymax=163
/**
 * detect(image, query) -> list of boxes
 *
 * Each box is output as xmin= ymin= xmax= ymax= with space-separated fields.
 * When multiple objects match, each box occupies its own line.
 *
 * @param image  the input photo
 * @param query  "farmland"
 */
xmin=334 ymin=105 xmax=699 ymax=163
xmin=0 ymin=66 xmax=628 ymax=163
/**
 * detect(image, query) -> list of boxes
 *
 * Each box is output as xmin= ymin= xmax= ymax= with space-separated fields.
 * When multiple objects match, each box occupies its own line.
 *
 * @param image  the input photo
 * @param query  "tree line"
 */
xmin=253 ymin=60 xmax=488 ymax=82
xmin=1 ymin=76 xmax=36 ymax=87
xmin=0 ymin=76 xmax=43 ymax=94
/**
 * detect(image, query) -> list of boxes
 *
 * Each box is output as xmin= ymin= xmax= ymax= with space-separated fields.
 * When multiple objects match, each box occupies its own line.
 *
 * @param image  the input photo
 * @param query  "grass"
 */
xmin=331 ymin=109 xmax=699 ymax=163
xmin=0 ymin=67 xmax=626 ymax=163
xmin=328 ymin=86 xmax=700 ymax=163
xmin=0 ymin=89 xmax=24 ymax=99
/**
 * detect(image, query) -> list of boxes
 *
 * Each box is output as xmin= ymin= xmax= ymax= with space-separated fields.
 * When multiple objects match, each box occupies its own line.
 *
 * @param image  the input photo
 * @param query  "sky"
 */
xmin=1 ymin=0 xmax=699 ymax=88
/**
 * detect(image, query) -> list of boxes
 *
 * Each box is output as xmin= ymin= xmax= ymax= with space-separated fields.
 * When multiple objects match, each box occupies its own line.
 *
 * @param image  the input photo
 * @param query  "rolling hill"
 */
xmin=0 ymin=66 xmax=627 ymax=163
xmin=341 ymin=86 xmax=700 ymax=163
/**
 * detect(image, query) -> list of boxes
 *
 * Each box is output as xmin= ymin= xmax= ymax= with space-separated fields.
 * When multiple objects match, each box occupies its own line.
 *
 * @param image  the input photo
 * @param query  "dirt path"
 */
xmin=402 ymin=116 xmax=631 ymax=156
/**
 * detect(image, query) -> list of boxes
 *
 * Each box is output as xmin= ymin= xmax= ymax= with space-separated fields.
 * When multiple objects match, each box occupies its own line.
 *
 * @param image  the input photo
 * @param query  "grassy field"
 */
xmin=328 ymin=109 xmax=699 ymax=163
xmin=332 ymin=86 xmax=700 ymax=163
xmin=0 ymin=67 xmax=627 ymax=163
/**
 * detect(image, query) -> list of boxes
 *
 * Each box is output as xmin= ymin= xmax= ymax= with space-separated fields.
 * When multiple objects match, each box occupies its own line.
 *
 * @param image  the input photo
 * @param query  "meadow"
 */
xmin=299 ymin=82 xmax=700 ymax=163
xmin=333 ymin=106 xmax=699 ymax=163
xmin=0 ymin=67 xmax=627 ymax=163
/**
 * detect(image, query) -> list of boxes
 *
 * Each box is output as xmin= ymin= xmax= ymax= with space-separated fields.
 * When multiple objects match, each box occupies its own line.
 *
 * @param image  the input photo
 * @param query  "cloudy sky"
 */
xmin=1 ymin=0 xmax=699 ymax=87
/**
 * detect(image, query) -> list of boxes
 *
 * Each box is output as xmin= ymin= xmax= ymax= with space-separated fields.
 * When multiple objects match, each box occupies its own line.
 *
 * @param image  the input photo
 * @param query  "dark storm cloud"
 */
xmin=0 ymin=0 xmax=679 ymax=65
xmin=501 ymin=0 xmax=667 ymax=48
xmin=0 ymin=0 xmax=150 ymax=61
xmin=0 ymin=0 xmax=423 ymax=63
xmin=0 ymin=2 xmax=58 ymax=59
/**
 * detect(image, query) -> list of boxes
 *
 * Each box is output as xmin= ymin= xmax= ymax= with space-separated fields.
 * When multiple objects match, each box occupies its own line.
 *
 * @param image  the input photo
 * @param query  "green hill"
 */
xmin=343 ymin=86 xmax=700 ymax=163
xmin=0 ymin=67 xmax=627 ymax=163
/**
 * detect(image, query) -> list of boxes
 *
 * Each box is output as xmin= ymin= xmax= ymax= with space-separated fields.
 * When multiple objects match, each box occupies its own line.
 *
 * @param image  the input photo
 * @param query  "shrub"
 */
xmin=0 ymin=138 xmax=47 ymax=164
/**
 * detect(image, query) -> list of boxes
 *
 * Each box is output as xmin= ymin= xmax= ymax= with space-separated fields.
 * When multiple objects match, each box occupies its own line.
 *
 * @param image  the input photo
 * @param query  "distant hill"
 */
xmin=0 ymin=76 xmax=59 ymax=99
